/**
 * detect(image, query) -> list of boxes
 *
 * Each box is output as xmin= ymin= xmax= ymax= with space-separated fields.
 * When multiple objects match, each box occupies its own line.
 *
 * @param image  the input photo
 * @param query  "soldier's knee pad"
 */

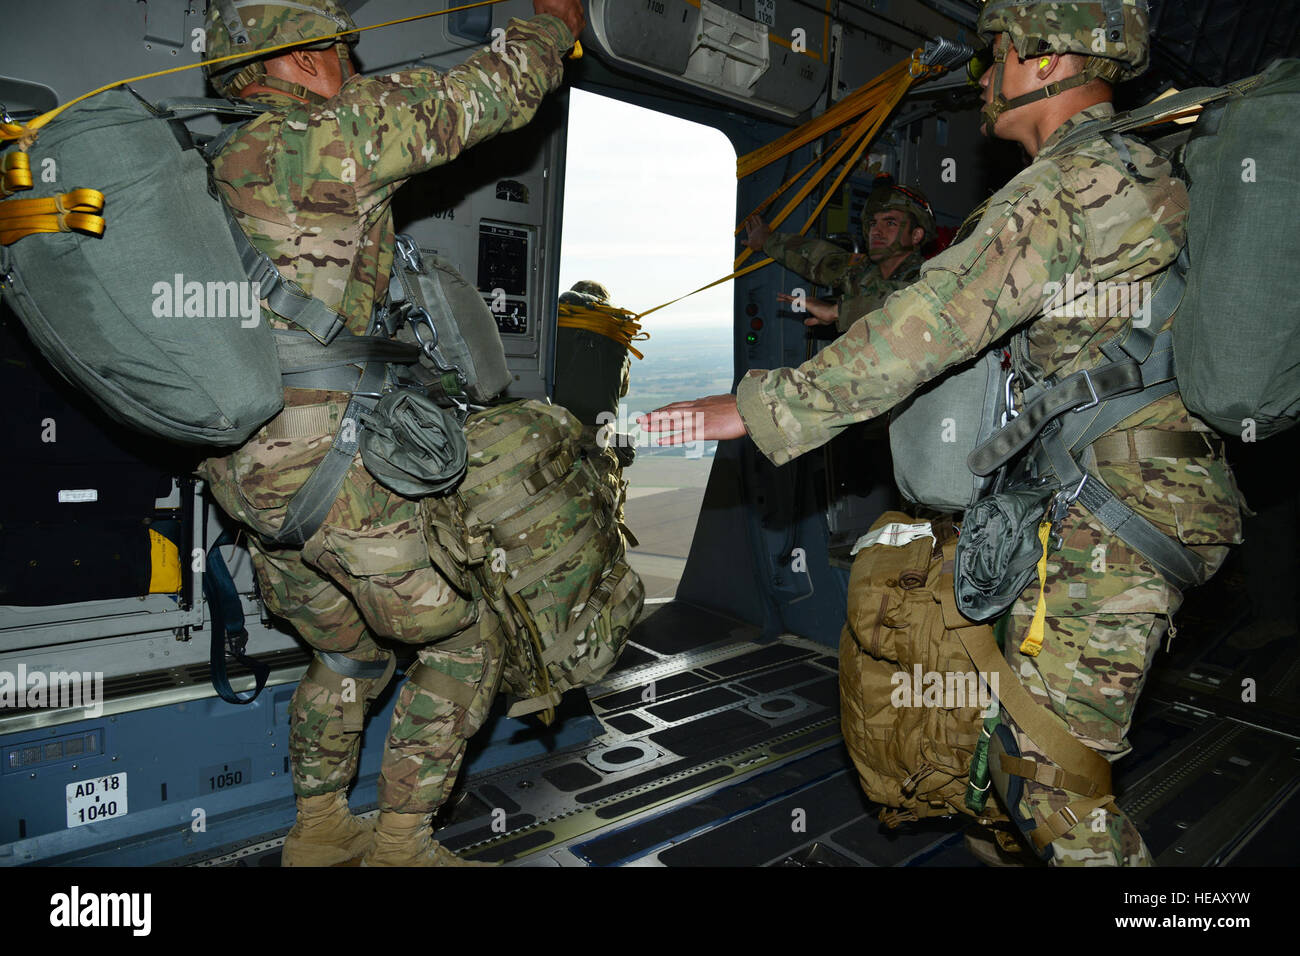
xmin=987 ymin=723 xmax=1054 ymax=864
xmin=305 ymin=650 xmax=397 ymax=734
xmin=404 ymin=640 xmax=504 ymax=741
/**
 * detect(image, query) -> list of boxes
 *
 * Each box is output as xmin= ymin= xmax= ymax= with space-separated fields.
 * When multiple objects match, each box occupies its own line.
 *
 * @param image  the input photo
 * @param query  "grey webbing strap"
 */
xmin=280 ymin=365 xmax=366 ymax=392
xmin=157 ymin=97 xmax=266 ymax=116
xmin=968 ymin=362 xmax=1147 ymax=475
xmin=1039 ymin=429 xmax=1206 ymax=591
xmin=222 ymin=210 xmax=347 ymax=345
xmin=316 ymin=652 xmax=393 ymax=680
xmin=1074 ymin=475 xmax=1206 ymax=590
xmin=274 ymin=329 xmax=420 ymax=375
xmin=1104 ymin=131 xmax=1154 ymax=183
xmin=306 ymin=651 xmax=396 ymax=733
xmin=969 ymin=316 xmax=1180 ymax=476
xmin=267 ymin=360 xmax=386 ymax=548
xmin=1051 ymin=86 xmax=1233 ymax=155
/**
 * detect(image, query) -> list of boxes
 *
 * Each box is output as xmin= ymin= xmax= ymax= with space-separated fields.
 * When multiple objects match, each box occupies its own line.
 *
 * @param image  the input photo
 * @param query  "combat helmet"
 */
xmin=863 ymin=181 xmax=936 ymax=249
xmin=204 ymin=0 xmax=358 ymax=98
xmin=977 ymin=0 xmax=1151 ymax=130
xmin=569 ymin=280 xmax=611 ymax=302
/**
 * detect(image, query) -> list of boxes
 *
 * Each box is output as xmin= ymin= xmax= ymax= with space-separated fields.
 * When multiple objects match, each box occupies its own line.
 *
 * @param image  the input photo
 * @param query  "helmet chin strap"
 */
xmin=980 ymin=34 xmax=1104 ymax=134
xmin=220 ymin=43 xmax=351 ymax=103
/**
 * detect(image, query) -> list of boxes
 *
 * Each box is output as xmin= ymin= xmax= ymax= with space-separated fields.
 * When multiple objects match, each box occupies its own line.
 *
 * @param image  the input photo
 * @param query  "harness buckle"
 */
xmin=1073 ymin=369 xmax=1100 ymax=412
xmin=1001 ymin=371 xmax=1020 ymax=426
xmin=395 ymin=234 xmax=424 ymax=275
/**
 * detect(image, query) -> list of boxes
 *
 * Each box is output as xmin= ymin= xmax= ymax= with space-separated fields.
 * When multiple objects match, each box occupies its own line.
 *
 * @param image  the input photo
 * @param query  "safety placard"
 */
xmin=66 ymin=772 xmax=128 ymax=828
xmin=754 ymin=0 xmax=775 ymax=27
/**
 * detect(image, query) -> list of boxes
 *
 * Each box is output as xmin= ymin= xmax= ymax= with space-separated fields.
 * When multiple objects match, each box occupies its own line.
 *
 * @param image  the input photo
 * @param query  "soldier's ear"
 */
xmin=291 ymin=49 xmax=320 ymax=76
xmin=1036 ymin=53 xmax=1061 ymax=80
xmin=912 ymin=227 xmax=926 ymax=247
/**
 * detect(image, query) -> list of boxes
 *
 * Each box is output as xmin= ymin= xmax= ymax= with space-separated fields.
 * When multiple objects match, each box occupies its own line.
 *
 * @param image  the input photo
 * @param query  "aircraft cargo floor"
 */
xmin=199 ymin=584 xmax=1299 ymax=868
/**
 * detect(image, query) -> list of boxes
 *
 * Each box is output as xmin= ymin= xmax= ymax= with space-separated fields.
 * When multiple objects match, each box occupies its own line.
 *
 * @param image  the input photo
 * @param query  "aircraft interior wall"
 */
xmin=4 ymin=0 xmax=1292 ymax=876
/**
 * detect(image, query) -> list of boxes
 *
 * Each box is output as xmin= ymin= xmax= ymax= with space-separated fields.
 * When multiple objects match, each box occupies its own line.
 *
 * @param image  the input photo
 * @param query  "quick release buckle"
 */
xmin=395 ymin=234 xmax=424 ymax=275
xmin=1046 ymin=474 xmax=1088 ymax=551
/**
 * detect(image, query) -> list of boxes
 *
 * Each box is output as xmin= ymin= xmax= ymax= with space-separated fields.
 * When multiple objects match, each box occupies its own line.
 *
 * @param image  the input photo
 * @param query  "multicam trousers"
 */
xmin=202 ymin=398 xmax=500 ymax=814
xmin=998 ymin=449 xmax=1240 ymax=865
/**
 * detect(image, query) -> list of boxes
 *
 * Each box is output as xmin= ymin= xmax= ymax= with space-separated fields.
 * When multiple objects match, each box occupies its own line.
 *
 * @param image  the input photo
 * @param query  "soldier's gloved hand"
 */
xmin=777 ymin=291 xmax=838 ymax=327
xmin=743 ymin=213 xmax=772 ymax=252
xmin=534 ymin=0 xmax=586 ymax=39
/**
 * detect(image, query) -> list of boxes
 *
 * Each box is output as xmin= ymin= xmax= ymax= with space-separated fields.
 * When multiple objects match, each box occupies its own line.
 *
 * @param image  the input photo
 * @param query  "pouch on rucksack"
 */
xmin=422 ymin=399 xmax=643 ymax=722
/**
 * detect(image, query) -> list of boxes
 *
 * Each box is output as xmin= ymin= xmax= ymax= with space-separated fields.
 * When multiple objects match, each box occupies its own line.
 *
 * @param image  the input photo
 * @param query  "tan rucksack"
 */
xmin=839 ymin=511 xmax=1008 ymax=826
xmin=421 ymin=399 xmax=643 ymax=724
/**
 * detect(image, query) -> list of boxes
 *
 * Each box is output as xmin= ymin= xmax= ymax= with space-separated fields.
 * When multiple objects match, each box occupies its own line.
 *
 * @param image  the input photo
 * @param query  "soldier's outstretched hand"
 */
xmin=534 ymin=0 xmax=586 ymax=38
xmin=743 ymin=214 xmax=772 ymax=252
xmin=637 ymin=395 xmax=747 ymax=445
xmin=778 ymin=292 xmax=838 ymax=327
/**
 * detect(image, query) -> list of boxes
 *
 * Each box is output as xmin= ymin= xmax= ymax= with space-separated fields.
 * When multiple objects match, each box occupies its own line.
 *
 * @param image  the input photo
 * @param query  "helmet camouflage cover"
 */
xmin=863 ymin=183 xmax=936 ymax=246
xmin=977 ymin=0 xmax=1151 ymax=83
xmin=204 ymin=0 xmax=358 ymax=95
xmin=568 ymin=280 xmax=611 ymax=302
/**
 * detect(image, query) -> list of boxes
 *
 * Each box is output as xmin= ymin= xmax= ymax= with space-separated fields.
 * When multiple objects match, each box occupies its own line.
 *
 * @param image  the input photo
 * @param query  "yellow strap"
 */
xmin=557 ymin=302 xmax=649 ymax=358
xmin=733 ymin=125 xmax=853 ymax=237
xmin=1 ymin=151 xmax=33 ymax=197
xmin=638 ymin=53 xmax=938 ymax=318
xmin=1019 ymin=522 xmax=1053 ymax=657
xmin=0 ymin=0 xmax=574 ymax=145
xmin=636 ymin=257 xmax=772 ymax=321
xmin=0 ymin=188 xmax=106 ymax=246
xmin=736 ymin=59 xmax=914 ymax=178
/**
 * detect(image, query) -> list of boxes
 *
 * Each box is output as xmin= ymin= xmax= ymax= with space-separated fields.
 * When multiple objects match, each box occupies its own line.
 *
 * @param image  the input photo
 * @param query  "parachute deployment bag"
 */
xmin=553 ymin=291 xmax=633 ymax=428
xmin=422 ymin=400 xmax=644 ymax=721
xmin=1174 ymin=58 xmax=1300 ymax=438
xmin=0 ymin=88 xmax=283 ymax=446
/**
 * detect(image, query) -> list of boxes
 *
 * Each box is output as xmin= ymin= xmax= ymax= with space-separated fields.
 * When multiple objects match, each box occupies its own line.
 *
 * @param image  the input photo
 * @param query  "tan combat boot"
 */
xmin=280 ymin=791 xmax=373 ymax=867
xmin=361 ymin=811 xmax=494 ymax=867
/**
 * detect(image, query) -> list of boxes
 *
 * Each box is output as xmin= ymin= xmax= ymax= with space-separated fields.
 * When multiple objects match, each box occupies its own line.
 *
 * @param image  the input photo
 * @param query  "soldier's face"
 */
xmin=979 ymin=35 xmax=1039 ymax=139
xmin=867 ymin=211 xmax=917 ymax=261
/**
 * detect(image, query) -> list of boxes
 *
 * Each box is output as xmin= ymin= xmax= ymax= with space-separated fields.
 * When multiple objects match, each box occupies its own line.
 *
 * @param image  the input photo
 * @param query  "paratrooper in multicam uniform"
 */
xmin=743 ymin=183 xmax=937 ymax=335
xmin=646 ymin=0 xmax=1243 ymax=866
xmin=196 ymin=0 xmax=586 ymax=866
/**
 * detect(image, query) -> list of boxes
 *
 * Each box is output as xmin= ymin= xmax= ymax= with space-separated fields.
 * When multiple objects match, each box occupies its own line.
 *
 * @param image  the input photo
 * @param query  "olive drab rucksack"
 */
xmin=421 ymin=400 xmax=644 ymax=723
